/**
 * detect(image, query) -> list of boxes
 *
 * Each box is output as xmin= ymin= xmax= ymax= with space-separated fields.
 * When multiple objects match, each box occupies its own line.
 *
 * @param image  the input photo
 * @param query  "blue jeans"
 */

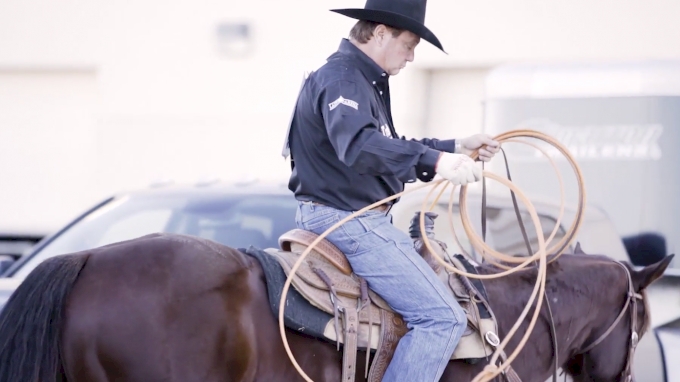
xmin=295 ymin=202 xmax=467 ymax=382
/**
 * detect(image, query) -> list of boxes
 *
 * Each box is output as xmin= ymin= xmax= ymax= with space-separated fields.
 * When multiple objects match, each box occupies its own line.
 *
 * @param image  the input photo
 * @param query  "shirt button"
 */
xmin=372 ymin=81 xmax=376 ymax=85
xmin=379 ymin=91 xmax=383 ymax=95
xmin=422 ymin=172 xmax=428 ymax=176
xmin=382 ymin=73 xmax=386 ymax=77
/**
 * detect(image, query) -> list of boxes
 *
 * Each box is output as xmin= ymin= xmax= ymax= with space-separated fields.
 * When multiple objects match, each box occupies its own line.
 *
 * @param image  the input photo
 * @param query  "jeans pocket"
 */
xmin=299 ymin=207 xmax=340 ymax=231
xmin=340 ymin=213 xmax=392 ymax=256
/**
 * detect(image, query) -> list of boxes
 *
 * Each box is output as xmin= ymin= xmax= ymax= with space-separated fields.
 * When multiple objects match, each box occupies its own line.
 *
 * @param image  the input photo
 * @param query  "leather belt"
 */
xmin=311 ymin=202 xmax=390 ymax=213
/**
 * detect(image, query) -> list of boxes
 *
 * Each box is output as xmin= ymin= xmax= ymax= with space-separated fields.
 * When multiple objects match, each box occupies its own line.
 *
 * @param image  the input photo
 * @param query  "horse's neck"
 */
xmin=481 ymin=264 xmax=596 ymax=379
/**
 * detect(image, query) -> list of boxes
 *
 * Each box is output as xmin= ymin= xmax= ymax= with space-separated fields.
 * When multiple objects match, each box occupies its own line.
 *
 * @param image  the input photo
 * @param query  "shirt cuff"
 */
xmin=415 ymin=148 xmax=442 ymax=182
xmin=436 ymin=139 xmax=457 ymax=153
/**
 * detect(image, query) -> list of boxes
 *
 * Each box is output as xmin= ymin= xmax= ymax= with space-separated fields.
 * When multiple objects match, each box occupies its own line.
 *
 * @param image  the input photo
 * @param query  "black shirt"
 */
xmin=286 ymin=38 xmax=456 ymax=211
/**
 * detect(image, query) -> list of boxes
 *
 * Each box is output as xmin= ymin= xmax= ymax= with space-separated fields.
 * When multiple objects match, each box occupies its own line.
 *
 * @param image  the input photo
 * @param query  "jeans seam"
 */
xmin=433 ymin=300 xmax=466 ymax=380
xmin=359 ymin=214 xmax=394 ymax=241
xmin=304 ymin=213 xmax=339 ymax=231
xmin=398 ymin=243 xmax=461 ymax=313
xmin=394 ymin=242 xmax=465 ymax=381
xmin=338 ymin=223 xmax=361 ymax=255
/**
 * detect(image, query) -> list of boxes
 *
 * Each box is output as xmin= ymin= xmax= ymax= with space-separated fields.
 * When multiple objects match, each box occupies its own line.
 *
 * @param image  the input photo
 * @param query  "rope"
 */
xmin=277 ymin=129 xmax=586 ymax=382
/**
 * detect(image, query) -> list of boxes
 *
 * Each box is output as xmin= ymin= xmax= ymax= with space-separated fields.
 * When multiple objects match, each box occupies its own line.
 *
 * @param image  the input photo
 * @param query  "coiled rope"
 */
xmin=277 ymin=129 xmax=586 ymax=382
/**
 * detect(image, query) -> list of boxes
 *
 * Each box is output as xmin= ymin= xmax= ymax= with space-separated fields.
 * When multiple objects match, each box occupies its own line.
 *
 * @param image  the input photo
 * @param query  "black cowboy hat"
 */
xmin=331 ymin=0 xmax=445 ymax=53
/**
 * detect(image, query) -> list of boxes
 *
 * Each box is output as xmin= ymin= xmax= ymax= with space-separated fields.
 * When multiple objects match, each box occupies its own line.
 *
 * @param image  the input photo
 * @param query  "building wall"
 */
xmin=410 ymin=0 xmax=680 ymax=145
xmin=1 ymin=0 xmax=679 ymax=232
xmin=0 ymin=69 xmax=99 ymax=233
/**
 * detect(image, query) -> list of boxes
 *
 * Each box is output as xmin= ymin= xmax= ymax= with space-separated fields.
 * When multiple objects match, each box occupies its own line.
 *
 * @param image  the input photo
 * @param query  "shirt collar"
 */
xmin=335 ymin=38 xmax=389 ymax=86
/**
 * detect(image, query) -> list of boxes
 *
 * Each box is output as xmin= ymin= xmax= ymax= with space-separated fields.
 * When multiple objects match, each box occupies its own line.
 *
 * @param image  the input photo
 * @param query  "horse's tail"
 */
xmin=0 ymin=253 xmax=90 ymax=382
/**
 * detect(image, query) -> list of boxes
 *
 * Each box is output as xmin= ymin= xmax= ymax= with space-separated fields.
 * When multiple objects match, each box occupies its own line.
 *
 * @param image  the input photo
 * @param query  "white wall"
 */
xmin=418 ymin=68 xmax=491 ymax=139
xmin=1 ymin=0 xmax=680 ymax=233
xmin=0 ymin=70 xmax=99 ymax=234
xmin=0 ymin=0 xmax=362 ymax=232
xmin=413 ymin=0 xmax=680 ymax=67
xmin=409 ymin=0 xmax=680 ymax=157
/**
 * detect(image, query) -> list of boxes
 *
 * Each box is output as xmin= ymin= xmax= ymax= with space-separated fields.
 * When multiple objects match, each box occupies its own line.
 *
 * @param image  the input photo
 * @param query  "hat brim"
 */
xmin=331 ymin=8 xmax=446 ymax=53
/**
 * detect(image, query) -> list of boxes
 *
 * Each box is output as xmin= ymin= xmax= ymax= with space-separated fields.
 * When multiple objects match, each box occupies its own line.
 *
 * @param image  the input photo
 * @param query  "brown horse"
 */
xmin=0 ymin=232 xmax=672 ymax=382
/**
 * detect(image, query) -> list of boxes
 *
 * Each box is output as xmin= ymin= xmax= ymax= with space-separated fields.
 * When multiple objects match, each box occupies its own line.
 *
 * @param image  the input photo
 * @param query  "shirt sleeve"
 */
xmin=319 ymin=79 xmax=440 ymax=183
xmin=411 ymin=138 xmax=457 ymax=153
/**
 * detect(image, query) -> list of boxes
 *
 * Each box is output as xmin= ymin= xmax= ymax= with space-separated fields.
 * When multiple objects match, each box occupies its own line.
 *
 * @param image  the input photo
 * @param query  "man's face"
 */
xmin=381 ymin=29 xmax=420 ymax=76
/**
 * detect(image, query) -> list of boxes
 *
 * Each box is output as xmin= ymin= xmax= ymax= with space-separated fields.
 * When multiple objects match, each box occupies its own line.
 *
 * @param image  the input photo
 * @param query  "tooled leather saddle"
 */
xmin=259 ymin=211 xmax=521 ymax=382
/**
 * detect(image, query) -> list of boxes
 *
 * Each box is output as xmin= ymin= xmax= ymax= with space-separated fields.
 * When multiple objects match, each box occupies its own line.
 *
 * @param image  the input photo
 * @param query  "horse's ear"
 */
xmin=574 ymin=242 xmax=585 ymax=254
xmin=632 ymin=254 xmax=675 ymax=292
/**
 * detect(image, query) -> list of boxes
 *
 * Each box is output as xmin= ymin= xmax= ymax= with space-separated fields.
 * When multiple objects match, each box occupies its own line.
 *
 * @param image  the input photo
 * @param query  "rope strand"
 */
xmin=277 ymin=129 xmax=586 ymax=382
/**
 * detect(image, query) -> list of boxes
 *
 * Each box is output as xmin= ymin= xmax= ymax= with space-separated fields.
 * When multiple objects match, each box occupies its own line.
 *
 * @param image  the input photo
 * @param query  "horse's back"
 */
xmin=60 ymin=233 xmax=259 ymax=382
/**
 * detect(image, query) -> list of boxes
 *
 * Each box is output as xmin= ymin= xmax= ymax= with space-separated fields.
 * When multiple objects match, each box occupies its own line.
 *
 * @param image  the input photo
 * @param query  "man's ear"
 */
xmin=374 ymin=24 xmax=387 ymax=44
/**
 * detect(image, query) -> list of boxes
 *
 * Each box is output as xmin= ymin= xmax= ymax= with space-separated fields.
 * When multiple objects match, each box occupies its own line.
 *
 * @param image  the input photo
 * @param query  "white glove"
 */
xmin=459 ymin=134 xmax=501 ymax=162
xmin=435 ymin=152 xmax=483 ymax=186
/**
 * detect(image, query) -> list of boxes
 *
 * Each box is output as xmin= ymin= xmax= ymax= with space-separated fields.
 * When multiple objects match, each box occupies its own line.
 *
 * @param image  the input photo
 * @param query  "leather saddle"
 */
xmin=266 ymin=212 xmax=520 ymax=382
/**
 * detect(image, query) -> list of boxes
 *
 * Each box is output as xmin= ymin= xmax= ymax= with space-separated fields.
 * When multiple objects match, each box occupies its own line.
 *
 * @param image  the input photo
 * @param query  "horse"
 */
xmin=0 ymin=231 xmax=671 ymax=382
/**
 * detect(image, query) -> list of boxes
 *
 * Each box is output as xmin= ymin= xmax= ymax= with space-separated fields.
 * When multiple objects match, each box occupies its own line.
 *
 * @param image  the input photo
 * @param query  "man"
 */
xmin=282 ymin=0 xmax=501 ymax=380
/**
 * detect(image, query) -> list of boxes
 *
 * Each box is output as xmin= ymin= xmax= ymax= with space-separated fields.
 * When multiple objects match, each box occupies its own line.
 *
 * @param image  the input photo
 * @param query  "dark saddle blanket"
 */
xmin=242 ymin=245 xmax=334 ymax=339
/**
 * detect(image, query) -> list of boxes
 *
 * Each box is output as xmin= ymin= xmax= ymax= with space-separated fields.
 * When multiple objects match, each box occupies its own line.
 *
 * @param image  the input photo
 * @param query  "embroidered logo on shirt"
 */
xmin=328 ymin=96 xmax=359 ymax=111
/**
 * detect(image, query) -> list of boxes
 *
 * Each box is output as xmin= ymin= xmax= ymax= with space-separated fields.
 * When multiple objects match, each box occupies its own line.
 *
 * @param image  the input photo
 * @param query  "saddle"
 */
xmin=266 ymin=212 xmax=518 ymax=382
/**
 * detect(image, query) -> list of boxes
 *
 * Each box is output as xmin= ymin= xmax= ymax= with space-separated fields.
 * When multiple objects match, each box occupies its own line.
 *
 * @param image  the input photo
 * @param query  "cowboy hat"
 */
xmin=331 ymin=0 xmax=445 ymax=53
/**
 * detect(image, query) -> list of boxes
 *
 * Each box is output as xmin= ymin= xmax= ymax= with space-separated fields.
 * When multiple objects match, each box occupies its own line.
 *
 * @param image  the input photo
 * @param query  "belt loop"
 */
xmin=301 ymin=200 xmax=314 ymax=212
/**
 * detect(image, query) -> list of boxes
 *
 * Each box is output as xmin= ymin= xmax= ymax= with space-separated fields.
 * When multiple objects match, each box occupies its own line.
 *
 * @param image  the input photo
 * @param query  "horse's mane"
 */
xmin=471 ymin=252 xmax=652 ymax=336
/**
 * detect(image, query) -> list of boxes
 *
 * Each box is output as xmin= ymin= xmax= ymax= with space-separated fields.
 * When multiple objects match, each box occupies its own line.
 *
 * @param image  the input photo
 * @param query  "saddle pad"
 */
xmin=240 ymin=246 xmax=332 ymax=339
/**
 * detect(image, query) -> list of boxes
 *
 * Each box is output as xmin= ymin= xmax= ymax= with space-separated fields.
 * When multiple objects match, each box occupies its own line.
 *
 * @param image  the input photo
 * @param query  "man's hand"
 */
xmin=435 ymin=152 xmax=483 ymax=186
xmin=459 ymin=134 xmax=501 ymax=162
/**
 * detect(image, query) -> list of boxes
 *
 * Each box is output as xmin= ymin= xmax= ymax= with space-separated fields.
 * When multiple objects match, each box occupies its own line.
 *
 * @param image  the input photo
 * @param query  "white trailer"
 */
xmin=482 ymin=60 xmax=680 ymax=381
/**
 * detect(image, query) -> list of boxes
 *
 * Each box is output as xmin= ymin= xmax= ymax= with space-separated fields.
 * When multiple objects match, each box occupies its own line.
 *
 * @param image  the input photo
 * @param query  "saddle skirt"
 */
xmin=265 ymin=219 xmax=505 ymax=382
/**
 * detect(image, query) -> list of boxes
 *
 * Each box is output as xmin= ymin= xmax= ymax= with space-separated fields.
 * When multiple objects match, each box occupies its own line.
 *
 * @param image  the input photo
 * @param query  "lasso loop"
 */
xmin=277 ymin=129 xmax=586 ymax=382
